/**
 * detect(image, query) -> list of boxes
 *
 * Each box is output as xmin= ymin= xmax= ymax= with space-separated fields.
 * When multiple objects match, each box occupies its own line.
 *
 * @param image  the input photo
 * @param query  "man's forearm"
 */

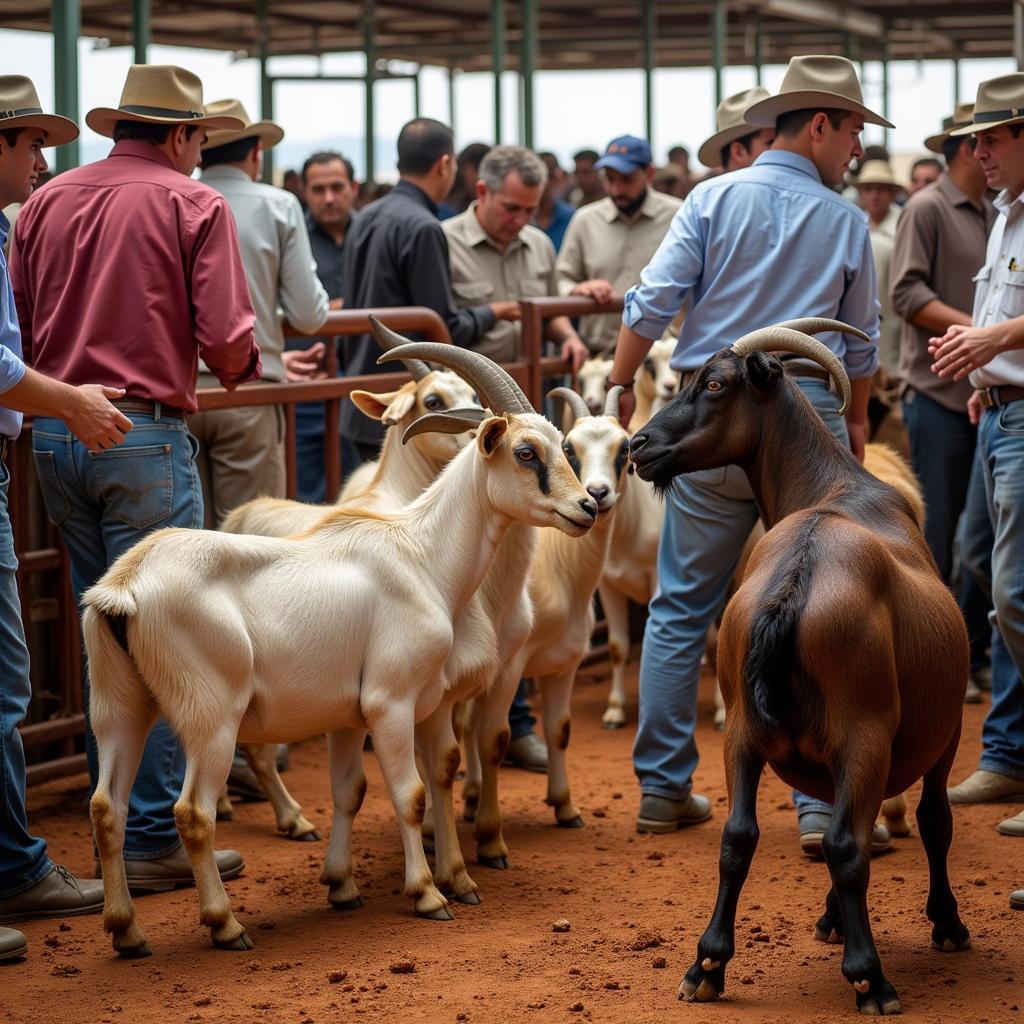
xmin=544 ymin=315 xmax=577 ymax=345
xmin=911 ymin=299 xmax=971 ymax=335
xmin=2 ymin=365 xmax=79 ymax=419
xmin=846 ymin=375 xmax=872 ymax=426
xmin=609 ymin=325 xmax=654 ymax=386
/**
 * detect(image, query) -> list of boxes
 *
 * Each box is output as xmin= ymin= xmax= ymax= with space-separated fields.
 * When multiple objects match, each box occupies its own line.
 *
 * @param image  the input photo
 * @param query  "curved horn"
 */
xmin=731 ymin=325 xmax=851 ymax=415
xmin=603 ymin=384 xmax=624 ymax=420
xmin=548 ymin=386 xmax=591 ymax=424
xmin=772 ymin=318 xmax=871 ymax=345
xmin=402 ymin=407 xmax=490 ymax=445
xmin=368 ymin=316 xmax=431 ymax=381
xmin=373 ymin=336 xmax=533 ymax=416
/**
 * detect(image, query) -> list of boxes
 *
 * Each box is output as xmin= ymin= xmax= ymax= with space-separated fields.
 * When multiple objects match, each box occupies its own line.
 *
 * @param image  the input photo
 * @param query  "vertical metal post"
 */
xmin=132 ymin=0 xmax=149 ymax=64
xmin=881 ymin=42 xmax=890 ymax=125
xmin=491 ymin=0 xmax=504 ymax=142
xmin=1016 ymin=0 xmax=1024 ymax=71
xmin=53 ymin=0 xmax=80 ymax=171
xmin=642 ymin=0 xmax=654 ymax=144
xmin=520 ymin=0 xmax=537 ymax=148
xmin=952 ymin=55 xmax=960 ymax=106
xmin=711 ymin=0 xmax=725 ymax=108
xmin=448 ymin=65 xmax=457 ymax=130
xmin=257 ymin=0 xmax=273 ymax=184
xmin=364 ymin=0 xmax=376 ymax=185
xmin=753 ymin=13 xmax=763 ymax=85
xmin=413 ymin=67 xmax=421 ymax=118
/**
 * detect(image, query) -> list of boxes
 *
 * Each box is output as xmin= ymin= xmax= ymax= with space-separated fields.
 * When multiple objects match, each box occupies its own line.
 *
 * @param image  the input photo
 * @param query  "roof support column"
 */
xmin=447 ymin=65 xmax=457 ymax=131
xmin=491 ymin=0 xmax=504 ymax=143
xmin=881 ymin=40 xmax=890 ymax=126
xmin=53 ymin=0 xmax=80 ymax=172
xmin=753 ymin=13 xmax=763 ymax=85
xmin=364 ymin=0 xmax=376 ymax=185
xmin=952 ymin=55 xmax=960 ymax=106
xmin=413 ymin=66 xmax=421 ymax=118
xmin=520 ymin=0 xmax=537 ymax=149
xmin=642 ymin=0 xmax=654 ymax=144
xmin=711 ymin=0 xmax=726 ymax=107
xmin=133 ymin=0 xmax=149 ymax=64
xmin=257 ymin=0 xmax=273 ymax=184
xmin=1016 ymin=0 xmax=1024 ymax=70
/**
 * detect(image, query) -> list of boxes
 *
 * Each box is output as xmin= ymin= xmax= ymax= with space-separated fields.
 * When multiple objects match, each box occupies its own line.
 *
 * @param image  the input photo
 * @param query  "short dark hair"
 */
xmin=200 ymin=135 xmax=259 ymax=169
xmin=720 ymin=130 xmax=759 ymax=171
xmin=911 ymin=156 xmax=943 ymax=174
xmin=396 ymin=118 xmax=454 ymax=176
xmin=573 ymin=148 xmax=599 ymax=164
xmin=775 ymin=108 xmax=849 ymax=139
xmin=301 ymin=150 xmax=355 ymax=184
xmin=112 ymin=120 xmax=200 ymax=144
xmin=0 ymin=127 xmax=24 ymax=148
xmin=1011 ymin=123 xmax=1024 ymax=140
xmin=940 ymin=137 xmax=966 ymax=168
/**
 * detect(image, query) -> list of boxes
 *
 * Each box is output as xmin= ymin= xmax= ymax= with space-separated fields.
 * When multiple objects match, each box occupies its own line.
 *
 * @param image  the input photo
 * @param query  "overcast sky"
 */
xmin=1 ymin=26 xmax=1013 ymax=180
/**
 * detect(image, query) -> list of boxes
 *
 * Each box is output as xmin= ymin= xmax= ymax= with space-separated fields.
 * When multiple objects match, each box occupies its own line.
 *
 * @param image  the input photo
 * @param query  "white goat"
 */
xmin=84 ymin=328 xmax=598 ymax=956
xmin=629 ymin=335 xmax=679 ymax=433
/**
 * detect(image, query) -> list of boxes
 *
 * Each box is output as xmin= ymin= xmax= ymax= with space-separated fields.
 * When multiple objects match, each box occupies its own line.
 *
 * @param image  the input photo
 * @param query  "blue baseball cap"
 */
xmin=594 ymin=135 xmax=653 ymax=174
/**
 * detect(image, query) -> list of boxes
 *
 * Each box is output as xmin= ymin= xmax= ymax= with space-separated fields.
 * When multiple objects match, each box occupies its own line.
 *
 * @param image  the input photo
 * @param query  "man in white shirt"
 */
xmin=191 ymin=99 xmax=329 ymax=526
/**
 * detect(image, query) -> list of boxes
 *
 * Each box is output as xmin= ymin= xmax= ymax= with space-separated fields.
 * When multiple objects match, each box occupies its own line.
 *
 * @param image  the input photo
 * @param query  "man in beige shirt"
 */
xmin=444 ymin=145 xmax=588 ymax=367
xmin=556 ymin=135 xmax=680 ymax=354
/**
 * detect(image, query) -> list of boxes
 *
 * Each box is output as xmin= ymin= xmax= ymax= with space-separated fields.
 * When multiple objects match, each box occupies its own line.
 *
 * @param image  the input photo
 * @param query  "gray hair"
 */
xmin=478 ymin=145 xmax=548 ymax=192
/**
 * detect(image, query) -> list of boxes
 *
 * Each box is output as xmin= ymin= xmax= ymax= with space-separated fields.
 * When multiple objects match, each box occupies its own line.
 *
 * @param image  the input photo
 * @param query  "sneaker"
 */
xmin=502 ymin=732 xmax=548 ymax=773
xmin=636 ymin=793 xmax=712 ymax=833
xmin=798 ymin=812 xmax=892 ymax=858
xmin=948 ymin=769 xmax=1024 ymax=805
xmin=96 ymin=847 xmax=244 ymax=895
xmin=998 ymin=809 xmax=1024 ymax=837
xmin=963 ymin=678 xmax=984 ymax=705
xmin=0 ymin=927 xmax=27 ymax=962
xmin=0 ymin=865 xmax=104 ymax=925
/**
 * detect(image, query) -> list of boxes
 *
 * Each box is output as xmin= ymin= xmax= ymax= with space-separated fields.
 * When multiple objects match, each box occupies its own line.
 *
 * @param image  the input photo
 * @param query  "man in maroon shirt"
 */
xmin=10 ymin=65 xmax=261 ymax=892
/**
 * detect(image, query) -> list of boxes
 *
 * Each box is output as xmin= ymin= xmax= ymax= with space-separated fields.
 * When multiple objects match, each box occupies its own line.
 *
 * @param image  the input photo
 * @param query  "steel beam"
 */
xmin=53 ymin=0 xmax=80 ymax=171
xmin=520 ymin=0 xmax=537 ymax=148
xmin=642 ymin=0 xmax=654 ymax=144
xmin=711 ymin=0 xmax=725 ymax=108
xmin=748 ymin=0 xmax=883 ymax=40
xmin=1016 ymin=0 xmax=1024 ymax=70
xmin=257 ymin=0 xmax=273 ymax=183
xmin=364 ymin=0 xmax=377 ymax=185
xmin=491 ymin=0 xmax=504 ymax=142
xmin=133 ymin=0 xmax=149 ymax=64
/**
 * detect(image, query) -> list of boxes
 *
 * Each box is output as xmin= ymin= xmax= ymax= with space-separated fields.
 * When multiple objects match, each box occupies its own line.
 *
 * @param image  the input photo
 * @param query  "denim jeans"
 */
xmin=633 ymin=378 xmax=846 ymax=818
xmin=508 ymin=680 xmax=537 ymax=741
xmin=969 ymin=402 xmax=1024 ymax=780
xmin=32 ymin=410 xmax=200 ymax=857
xmin=0 ymin=460 xmax=54 ymax=897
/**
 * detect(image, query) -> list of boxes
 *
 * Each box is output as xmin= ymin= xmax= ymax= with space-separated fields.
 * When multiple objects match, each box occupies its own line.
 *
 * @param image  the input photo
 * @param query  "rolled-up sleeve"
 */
xmin=622 ymin=198 xmax=703 ymax=340
xmin=0 ymin=344 xmax=25 ymax=396
xmin=278 ymin=196 xmax=330 ymax=335
xmin=189 ymin=196 xmax=261 ymax=387
xmin=836 ymin=228 xmax=882 ymax=379
xmin=890 ymin=201 xmax=939 ymax=321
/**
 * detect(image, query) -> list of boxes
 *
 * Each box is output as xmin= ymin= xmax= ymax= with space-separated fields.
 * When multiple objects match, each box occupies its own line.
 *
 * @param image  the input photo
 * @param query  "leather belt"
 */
xmin=112 ymin=398 xmax=186 ymax=420
xmin=977 ymin=385 xmax=1024 ymax=409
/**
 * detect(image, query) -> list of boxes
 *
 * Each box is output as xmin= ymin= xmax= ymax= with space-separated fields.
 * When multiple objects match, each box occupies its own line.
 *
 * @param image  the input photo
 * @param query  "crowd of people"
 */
xmin=2 ymin=49 xmax=1024 ymax=964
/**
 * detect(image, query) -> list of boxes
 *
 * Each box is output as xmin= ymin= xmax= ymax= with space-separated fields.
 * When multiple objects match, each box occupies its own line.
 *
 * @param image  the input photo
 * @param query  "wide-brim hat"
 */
xmin=745 ymin=55 xmax=894 ymax=130
xmin=854 ymin=159 xmax=902 ymax=189
xmin=85 ymin=64 xmax=244 ymax=139
xmin=951 ymin=74 xmax=1024 ymax=136
xmin=0 ymin=75 xmax=78 ymax=147
xmin=698 ymin=86 xmax=772 ymax=168
xmin=924 ymin=103 xmax=974 ymax=152
xmin=201 ymin=99 xmax=284 ymax=151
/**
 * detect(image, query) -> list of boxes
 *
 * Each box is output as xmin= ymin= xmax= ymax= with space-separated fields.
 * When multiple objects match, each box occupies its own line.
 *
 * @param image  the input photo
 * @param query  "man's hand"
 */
xmin=572 ymin=279 xmax=614 ymax=304
xmin=490 ymin=300 xmax=521 ymax=322
xmin=561 ymin=334 xmax=590 ymax=373
xmin=328 ymin=297 xmax=345 ymax=311
xmin=847 ymin=420 xmax=866 ymax=463
xmin=616 ymin=386 xmax=636 ymax=430
xmin=67 ymin=386 xmax=132 ymax=451
xmin=929 ymin=323 xmax=1008 ymax=380
xmin=967 ymin=389 xmax=983 ymax=426
xmin=283 ymin=343 xmax=328 ymax=382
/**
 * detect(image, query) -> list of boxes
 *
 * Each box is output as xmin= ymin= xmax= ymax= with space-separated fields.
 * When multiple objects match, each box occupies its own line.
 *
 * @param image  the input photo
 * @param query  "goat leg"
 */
xmin=679 ymin=738 xmax=763 ymax=1004
xmin=540 ymin=668 xmax=583 ymax=827
xmin=242 ymin=742 xmax=319 ymax=841
xmin=598 ymin=582 xmax=630 ymax=729
xmin=320 ymin=727 xmax=367 ymax=910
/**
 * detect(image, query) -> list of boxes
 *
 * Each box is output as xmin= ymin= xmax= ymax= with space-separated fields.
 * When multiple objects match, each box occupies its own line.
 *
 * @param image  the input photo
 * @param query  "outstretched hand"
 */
xmin=929 ymin=323 xmax=1006 ymax=380
xmin=283 ymin=342 xmax=328 ymax=382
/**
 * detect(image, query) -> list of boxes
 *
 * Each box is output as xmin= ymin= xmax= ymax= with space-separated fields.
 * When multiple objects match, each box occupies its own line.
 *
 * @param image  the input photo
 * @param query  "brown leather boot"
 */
xmin=0 ymin=866 xmax=103 ymax=924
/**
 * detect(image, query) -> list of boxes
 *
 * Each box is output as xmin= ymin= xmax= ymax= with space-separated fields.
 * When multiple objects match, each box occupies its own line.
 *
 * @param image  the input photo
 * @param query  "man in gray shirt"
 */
xmin=191 ymin=99 xmax=329 ymax=526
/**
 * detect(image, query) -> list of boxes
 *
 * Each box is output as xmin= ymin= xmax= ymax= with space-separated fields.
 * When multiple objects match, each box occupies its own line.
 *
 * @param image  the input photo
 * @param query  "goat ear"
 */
xmin=744 ymin=351 xmax=783 ymax=397
xmin=380 ymin=391 xmax=417 ymax=425
xmin=350 ymin=388 xmax=403 ymax=422
xmin=477 ymin=416 xmax=508 ymax=457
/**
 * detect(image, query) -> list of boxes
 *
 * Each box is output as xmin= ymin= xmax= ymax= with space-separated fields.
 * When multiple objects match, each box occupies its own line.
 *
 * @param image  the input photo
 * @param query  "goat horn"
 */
xmin=368 ymin=316 xmax=432 ymax=381
xmin=731 ymin=325 xmax=851 ymax=416
xmin=772 ymin=318 xmax=871 ymax=344
xmin=604 ymin=384 xmax=624 ymax=420
xmin=402 ymin=407 xmax=490 ymax=445
xmin=548 ymin=386 xmax=591 ymax=423
xmin=375 ymin=335 xmax=534 ymax=416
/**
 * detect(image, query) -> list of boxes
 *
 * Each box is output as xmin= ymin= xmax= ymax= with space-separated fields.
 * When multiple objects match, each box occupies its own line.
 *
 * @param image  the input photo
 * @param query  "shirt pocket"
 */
xmin=518 ymin=279 xmax=548 ymax=299
xmin=1000 ymin=274 xmax=1024 ymax=320
xmin=452 ymin=280 xmax=493 ymax=304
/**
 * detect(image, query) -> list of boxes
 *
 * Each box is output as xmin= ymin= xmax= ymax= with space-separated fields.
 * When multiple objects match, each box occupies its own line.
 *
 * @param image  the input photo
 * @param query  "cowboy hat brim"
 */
xmin=697 ymin=123 xmax=763 ymax=170
xmin=0 ymin=112 xmax=79 ymax=148
xmin=950 ymin=113 xmax=1024 ymax=137
xmin=201 ymin=121 xmax=284 ymax=152
xmin=924 ymin=131 xmax=950 ymax=153
xmin=744 ymin=90 xmax=894 ymax=130
xmin=84 ymin=107 xmax=244 ymax=139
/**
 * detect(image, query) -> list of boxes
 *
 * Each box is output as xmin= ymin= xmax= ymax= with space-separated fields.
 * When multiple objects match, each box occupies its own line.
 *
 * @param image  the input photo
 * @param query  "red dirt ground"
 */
xmin=7 ymin=662 xmax=1022 ymax=1024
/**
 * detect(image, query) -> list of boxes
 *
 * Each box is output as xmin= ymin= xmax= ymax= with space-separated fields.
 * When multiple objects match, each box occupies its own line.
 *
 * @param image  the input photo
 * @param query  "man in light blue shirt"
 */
xmin=607 ymin=56 xmax=886 ymax=848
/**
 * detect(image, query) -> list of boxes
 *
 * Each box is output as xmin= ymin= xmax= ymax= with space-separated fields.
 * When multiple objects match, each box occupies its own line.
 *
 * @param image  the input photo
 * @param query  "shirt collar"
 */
xmin=200 ymin=165 xmax=252 ymax=184
xmin=108 ymin=139 xmax=179 ymax=170
xmin=936 ymin=172 xmax=982 ymax=211
xmin=751 ymin=149 xmax=824 ymax=184
xmin=994 ymin=187 xmax=1024 ymax=217
xmin=305 ymin=208 xmax=348 ymax=245
xmin=0 ymin=211 xmax=9 ymax=246
xmin=394 ymin=178 xmax=438 ymax=216
xmin=600 ymin=190 xmax=660 ymax=224
xmin=463 ymin=200 xmax=524 ymax=253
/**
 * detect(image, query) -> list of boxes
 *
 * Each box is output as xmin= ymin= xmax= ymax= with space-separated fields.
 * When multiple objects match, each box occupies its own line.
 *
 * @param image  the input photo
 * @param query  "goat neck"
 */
xmin=362 ymin=420 xmax=447 ymax=507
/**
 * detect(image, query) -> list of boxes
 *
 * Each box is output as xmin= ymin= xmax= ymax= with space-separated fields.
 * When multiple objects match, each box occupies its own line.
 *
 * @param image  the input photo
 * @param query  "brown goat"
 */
xmin=629 ymin=319 xmax=969 ymax=1016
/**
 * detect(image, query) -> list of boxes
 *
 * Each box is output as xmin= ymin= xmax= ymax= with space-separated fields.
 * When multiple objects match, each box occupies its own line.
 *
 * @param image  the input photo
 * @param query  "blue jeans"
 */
xmin=508 ymin=680 xmax=537 ymax=741
xmin=32 ymin=411 xmax=200 ymax=857
xmin=633 ymin=378 xmax=847 ymax=818
xmin=968 ymin=402 xmax=1024 ymax=780
xmin=0 ymin=459 xmax=54 ymax=898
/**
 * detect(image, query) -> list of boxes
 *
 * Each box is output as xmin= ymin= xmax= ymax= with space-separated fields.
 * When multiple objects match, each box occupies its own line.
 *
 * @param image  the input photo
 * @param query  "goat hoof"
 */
xmin=215 ymin=808 xmax=234 ymax=822
xmin=330 ymin=896 xmax=364 ymax=912
xmin=116 ymin=941 xmax=152 ymax=960
xmin=214 ymin=931 xmax=254 ymax=951
xmin=478 ymin=854 xmax=508 ymax=870
xmin=602 ymin=720 xmax=625 ymax=731
xmin=814 ymin=924 xmax=843 ymax=944
xmin=854 ymin=977 xmax=901 ymax=1016
xmin=556 ymin=815 xmax=584 ymax=829
xmin=290 ymin=828 xmax=320 ymax=842
xmin=452 ymin=890 xmax=482 ymax=905
xmin=416 ymin=904 xmax=455 ymax=921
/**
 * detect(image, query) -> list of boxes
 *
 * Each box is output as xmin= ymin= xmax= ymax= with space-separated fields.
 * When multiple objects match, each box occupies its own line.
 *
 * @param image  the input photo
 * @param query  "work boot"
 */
xmin=96 ymin=847 xmax=245 ymax=895
xmin=502 ymin=732 xmax=548 ymax=773
xmin=1011 ymin=889 xmax=1024 ymax=911
xmin=636 ymin=793 xmax=712 ymax=833
xmin=0 ymin=865 xmax=103 ymax=924
xmin=998 ymin=809 xmax=1024 ymax=837
xmin=963 ymin=677 xmax=984 ymax=704
xmin=0 ymin=927 xmax=27 ymax=961
xmin=798 ymin=812 xmax=892 ymax=858
xmin=948 ymin=769 xmax=1024 ymax=805
xmin=972 ymin=664 xmax=993 ymax=692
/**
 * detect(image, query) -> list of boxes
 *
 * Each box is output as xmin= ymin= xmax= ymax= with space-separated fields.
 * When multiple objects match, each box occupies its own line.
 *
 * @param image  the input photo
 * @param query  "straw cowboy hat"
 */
xmin=85 ymin=64 xmax=244 ymax=139
xmin=0 ymin=75 xmax=78 ymax=147
xmin=697 ymin=86 xmax=771 ymax=169
xmin=854 ymin=160 xmax=902 ymax=190
xmin=951 ymin=74 xmax=1024 ymax=136
xmin=924 ymin=102 xmax=975 ymax=153
xmin=745 ymin=55 xmax=894 ymax=129
xmin=201 ymin=99 xmax=284 ymax=151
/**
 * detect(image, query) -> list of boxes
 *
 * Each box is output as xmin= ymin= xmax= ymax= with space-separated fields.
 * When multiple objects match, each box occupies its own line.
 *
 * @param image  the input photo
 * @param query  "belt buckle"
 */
xmin=978 ymin=388 xmax=997 ymax=409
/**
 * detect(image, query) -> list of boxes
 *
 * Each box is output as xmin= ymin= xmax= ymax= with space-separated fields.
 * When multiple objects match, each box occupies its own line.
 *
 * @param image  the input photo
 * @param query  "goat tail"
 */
xmin=741 ymin=521 xmax=818 ymax=732
xmin=81 ymin=601 xmax=151 ymax=732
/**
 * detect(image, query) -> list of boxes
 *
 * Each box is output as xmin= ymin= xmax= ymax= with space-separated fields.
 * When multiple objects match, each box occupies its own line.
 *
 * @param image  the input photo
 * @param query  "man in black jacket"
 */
xmin=341 ymin=119 xmax=519 ymax=461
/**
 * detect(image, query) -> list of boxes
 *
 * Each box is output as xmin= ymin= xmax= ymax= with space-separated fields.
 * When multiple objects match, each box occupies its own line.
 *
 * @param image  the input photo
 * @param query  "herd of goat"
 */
xmin=80 ymin=318 xmax=969 ymax=1017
